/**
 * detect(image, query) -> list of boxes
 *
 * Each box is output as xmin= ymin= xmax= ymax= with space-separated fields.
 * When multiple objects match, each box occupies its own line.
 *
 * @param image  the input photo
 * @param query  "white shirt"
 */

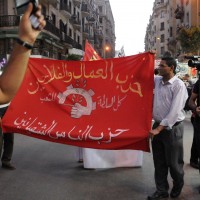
xmin=153 ymin=75 xmax=188 ymax=129
xmin=0 ymin=102 xmax=10 ymax=108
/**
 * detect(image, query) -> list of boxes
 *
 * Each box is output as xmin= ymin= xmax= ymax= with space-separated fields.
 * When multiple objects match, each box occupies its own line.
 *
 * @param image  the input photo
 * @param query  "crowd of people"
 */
xmin=0 ymin=3 xmax=199 ymax=200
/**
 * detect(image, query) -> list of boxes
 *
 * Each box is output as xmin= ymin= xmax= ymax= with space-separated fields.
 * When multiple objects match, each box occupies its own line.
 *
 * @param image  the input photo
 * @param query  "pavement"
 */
xmin=0 ymin=112 xmax=199 ymax=200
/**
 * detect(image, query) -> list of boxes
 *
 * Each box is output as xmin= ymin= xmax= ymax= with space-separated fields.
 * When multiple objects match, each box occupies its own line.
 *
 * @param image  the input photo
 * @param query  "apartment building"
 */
xmin=145 ymin=0 xmax=200 ymax=58
xmin=0 ymin=0 xmax=115 ymax=62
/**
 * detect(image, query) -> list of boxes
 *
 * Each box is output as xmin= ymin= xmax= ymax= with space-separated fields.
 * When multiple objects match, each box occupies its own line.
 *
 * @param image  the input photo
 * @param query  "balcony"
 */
xmin=73 ymin=0 xmax=82 ymax=7
xmin=60 ymin=32 xmax=74 ymax=48
xmin=94 ymin=29 xmax=103 ymax=39
xmin=60 ymin=3 xmax=71 ymax=18
xmin=70 ymin=15 xmax=81 ymax=30
xmin=82 ymin=27 xmax=89 ymax=37
xmin=86 ymin=16 xmax=95 ymax=24
xmin=81 ymin=3 xmax=90 ymax=18
xmin=72 ymin=41 xmax=82 ymax=50
xmin=0 ymin=15 xmax=20 ymax=28
xmin=154 ymin=2 xmax=168 ymax=10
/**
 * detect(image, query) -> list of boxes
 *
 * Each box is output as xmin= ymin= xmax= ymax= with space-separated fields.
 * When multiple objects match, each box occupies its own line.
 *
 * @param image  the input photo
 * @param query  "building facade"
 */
xmin=145 ymin=0 xmax=200 ymax=58
xmin=0 ymin=0 xmax=115 ymax=61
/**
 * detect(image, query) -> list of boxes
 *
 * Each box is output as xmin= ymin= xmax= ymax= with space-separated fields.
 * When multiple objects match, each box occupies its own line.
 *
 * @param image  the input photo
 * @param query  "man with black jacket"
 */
xmin=189 ymin=79 xmax=200 ymax=180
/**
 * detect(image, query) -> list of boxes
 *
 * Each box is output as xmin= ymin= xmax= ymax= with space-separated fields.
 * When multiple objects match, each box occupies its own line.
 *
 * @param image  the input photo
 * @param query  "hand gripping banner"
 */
xmin=2 ymin=52 xmax=154 ymax=151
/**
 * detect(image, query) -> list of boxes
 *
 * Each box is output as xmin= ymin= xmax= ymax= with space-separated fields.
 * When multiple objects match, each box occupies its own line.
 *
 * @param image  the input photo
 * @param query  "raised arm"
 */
xmin=0 ymin=3 xmax=46 ymax=104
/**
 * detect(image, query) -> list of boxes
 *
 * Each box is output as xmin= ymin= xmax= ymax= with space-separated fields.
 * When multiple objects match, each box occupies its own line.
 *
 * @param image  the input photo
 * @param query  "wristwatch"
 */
xmin=16 ymin=38 xmax=34 ymax=50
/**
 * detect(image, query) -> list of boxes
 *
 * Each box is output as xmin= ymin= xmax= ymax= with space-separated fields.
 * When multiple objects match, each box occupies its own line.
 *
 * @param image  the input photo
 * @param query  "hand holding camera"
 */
xmin=16 ymin=0 xmax=40 ymax=29
xmin=16 ymin=1 xmax=46 ymax=47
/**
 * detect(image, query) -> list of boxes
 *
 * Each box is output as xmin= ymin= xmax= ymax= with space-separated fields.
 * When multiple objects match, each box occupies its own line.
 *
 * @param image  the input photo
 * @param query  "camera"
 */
xmin=185 ymin=55 xmax=200 ymax=70
xmin=15 ymin=0 xmax=39 ymax=29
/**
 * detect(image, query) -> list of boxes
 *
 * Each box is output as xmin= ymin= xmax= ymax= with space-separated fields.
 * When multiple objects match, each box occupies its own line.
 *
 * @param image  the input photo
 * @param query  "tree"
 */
xmin=177 ymin=26 xmax=200 ymax=54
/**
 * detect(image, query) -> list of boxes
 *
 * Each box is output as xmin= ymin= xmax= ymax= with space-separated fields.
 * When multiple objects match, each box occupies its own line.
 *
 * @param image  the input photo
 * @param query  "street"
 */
xmin=0 ymin=113 xmax=199 ymax=200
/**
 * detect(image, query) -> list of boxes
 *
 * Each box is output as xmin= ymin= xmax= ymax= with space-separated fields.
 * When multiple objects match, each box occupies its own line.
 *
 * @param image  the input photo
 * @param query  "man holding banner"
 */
xmin=80 ymin=40 xmax=143 ymax=169
xmin=148 ymin=56 xmax=188 ymax=200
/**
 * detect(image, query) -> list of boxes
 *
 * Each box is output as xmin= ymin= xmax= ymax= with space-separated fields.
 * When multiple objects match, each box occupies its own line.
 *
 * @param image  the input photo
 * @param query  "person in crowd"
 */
xmin=154 ymin=68 xmax=159 ymax=75
xmin=0 ymin=104 xmax=15 ymax=170
xmin=0 ymin=3 xmax=45 ymax=105
xmin=148 ymin=56 xmax=188 ymax=200
xmin=181 ymin=74 xmax=199 ymax=168
xmin=182 ymin=74 xmax=193 ymax=89
xmin=190 ymin=111 xmax=199 ymax=169
xmin=189 ymin=79 xmax=200 ymax=173
xmin=183 ymin=74 xmax=193 ymax=112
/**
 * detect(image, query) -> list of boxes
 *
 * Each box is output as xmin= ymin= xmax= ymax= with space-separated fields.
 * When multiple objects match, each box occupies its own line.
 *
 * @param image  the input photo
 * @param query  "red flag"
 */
xmin=83 ymin=40 xmax=102 ymax=61
xmin=2 ymin=53 xmax=154 ymax=151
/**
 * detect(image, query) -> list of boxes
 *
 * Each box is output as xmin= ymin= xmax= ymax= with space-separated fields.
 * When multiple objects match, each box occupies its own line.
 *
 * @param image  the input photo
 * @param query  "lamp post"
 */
xmin=197 ymin=0 xmax=199 ymax=26
xmin=156 ymin=37 xmax=160 ymax=58
xmin=197 ymin=0 xmax=199 ymax=55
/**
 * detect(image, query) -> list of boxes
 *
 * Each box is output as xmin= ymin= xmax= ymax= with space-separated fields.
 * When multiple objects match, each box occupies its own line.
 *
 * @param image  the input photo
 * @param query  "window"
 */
xmin=161 ymin=34 xmax=165 ymax=43
xmin=161 ymin=47 xmax=165 ymax=55
xmin=0 ymin=0 xmax=7 ymax=15
xmin=69 ymin=1 xmax=72 ymax=13
xmin=186 ymin=12 xmax=189 ymax=25
xmin=51 ymin=13 xmax=56 ymax=25
xmin=160 ymin=22 xmax=165 ymax=30
xmin=59 ymin=20 xmax=65 ymax=32
xmin=170 ymin=27 xmax=173 ymax=37
xmin=69 ymin=28 xmax=72 ymax=37
xmin=161 ymin=11 xmax=165 ymax=18
xmin=65 ymin=24 xmax=67 ymax=34
xmin=99 ymin=17 xmax=103 ymax=24
xmin=98 ymin=6 xmax=103 ymax=13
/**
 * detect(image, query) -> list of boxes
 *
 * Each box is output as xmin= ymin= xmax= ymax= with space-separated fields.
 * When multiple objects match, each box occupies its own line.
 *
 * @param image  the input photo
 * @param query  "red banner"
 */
xmin=2 ymin=53 xmax=154 ymax=151
xmin=83 ymin=40 xmax=102 ymax=61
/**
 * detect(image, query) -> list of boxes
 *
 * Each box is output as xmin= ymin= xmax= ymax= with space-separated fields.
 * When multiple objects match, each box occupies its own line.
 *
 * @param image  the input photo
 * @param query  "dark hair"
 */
xmin=154 ymin=68 xmax=159 ymax=75
xmin=161 ymin=56 xmax=177 ymax=74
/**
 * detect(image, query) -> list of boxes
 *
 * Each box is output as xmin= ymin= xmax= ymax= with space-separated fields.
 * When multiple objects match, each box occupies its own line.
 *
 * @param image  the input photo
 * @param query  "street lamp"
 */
xmin=104 ymin=45 xmax=110 ymax=58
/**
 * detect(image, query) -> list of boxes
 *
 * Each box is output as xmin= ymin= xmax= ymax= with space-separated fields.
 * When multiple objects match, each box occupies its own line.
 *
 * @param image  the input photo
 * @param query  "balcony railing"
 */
xmin=0 ymin=15 xmax=20 ymax=27
xmin=60 ymin=32 xmax=74 ymax=46
xmin=44 ymin=20 xmax=61 ymax=38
